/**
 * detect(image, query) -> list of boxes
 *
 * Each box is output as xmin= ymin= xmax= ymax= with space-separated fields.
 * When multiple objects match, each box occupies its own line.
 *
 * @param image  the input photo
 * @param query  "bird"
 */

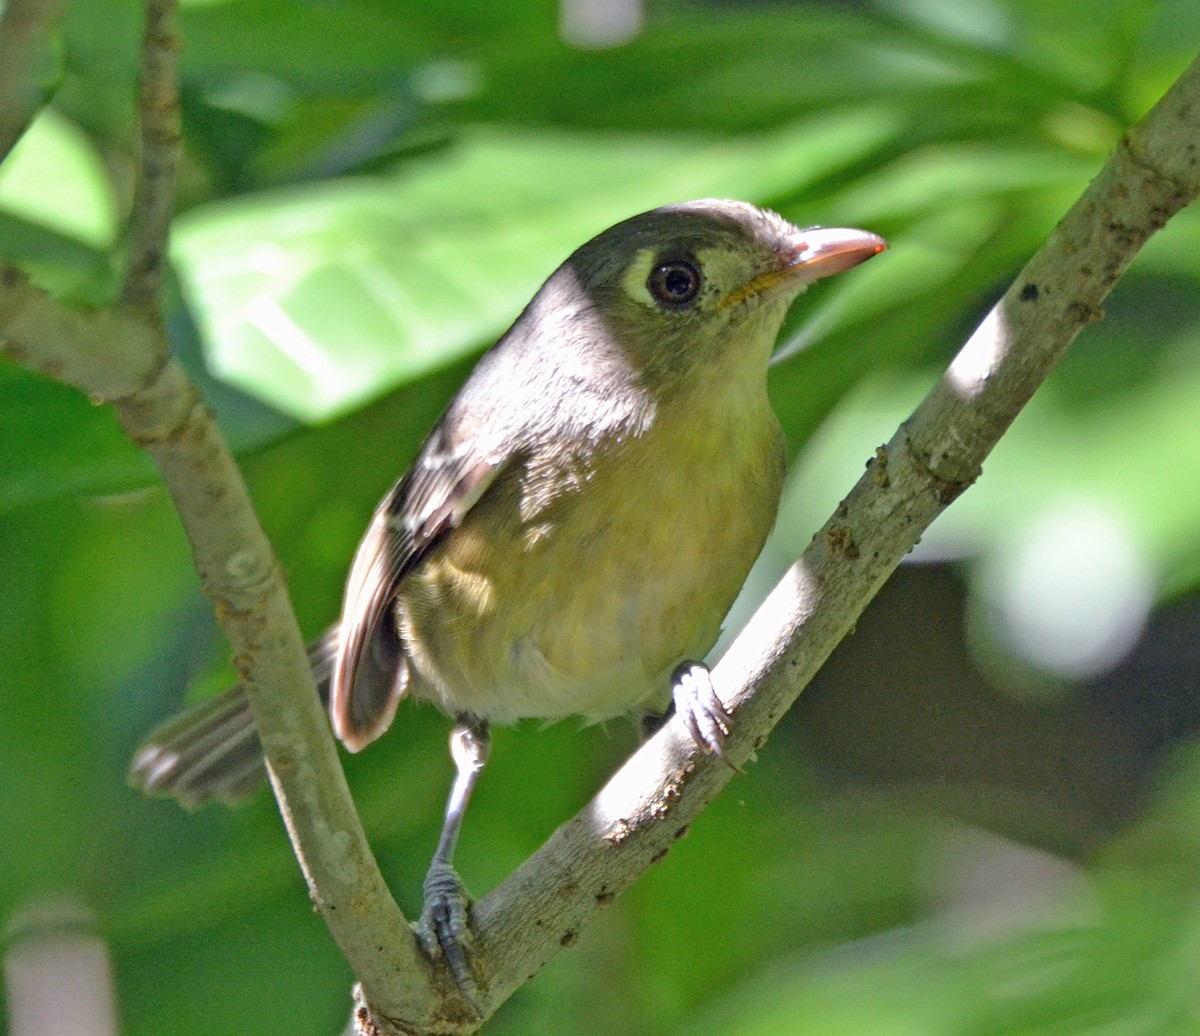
xmin=130 ymin=198 xmax=886 ymax=993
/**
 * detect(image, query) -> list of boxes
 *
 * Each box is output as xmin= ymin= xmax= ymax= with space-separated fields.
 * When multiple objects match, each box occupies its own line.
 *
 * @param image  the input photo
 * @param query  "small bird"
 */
xmin=131 ymin=199 xmax=885 ymax=990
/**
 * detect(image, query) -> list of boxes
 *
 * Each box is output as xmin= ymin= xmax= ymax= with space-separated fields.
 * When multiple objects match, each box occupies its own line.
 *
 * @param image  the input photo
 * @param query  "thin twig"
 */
xmin=0 ymin=264 xmax=160 ymax=394
xmin=121 ymin=0 xmax=183 ymax=311
xmin=0 ymin=0 xmax=64 ymax=163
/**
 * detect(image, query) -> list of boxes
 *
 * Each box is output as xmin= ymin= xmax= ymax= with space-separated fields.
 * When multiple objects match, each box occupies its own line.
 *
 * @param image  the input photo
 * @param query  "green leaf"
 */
xmin=0 ymin=108 xmax=118 ymax=248
xmin=171 ymin=113 xmax=899 ymax=422
xmin=0 ymin=367 xmax=154 ymax=513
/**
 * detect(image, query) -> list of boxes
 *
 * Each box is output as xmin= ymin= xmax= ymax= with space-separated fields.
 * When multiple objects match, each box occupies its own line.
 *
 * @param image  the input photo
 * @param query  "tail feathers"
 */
xmin=130 ymin=626 xmax=340 ymax=808
xmin=130 ymin=686 xmax=266 ymax=807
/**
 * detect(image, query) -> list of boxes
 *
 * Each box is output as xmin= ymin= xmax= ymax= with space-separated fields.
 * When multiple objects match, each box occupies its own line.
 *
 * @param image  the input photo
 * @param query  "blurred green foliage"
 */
xmin=3 ymin=1 xmax=1200 ymax=1033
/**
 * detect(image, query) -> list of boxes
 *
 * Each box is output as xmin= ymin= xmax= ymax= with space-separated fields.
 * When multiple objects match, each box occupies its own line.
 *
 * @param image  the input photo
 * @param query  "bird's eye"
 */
xmin=648 ymin=259 xmax=702 ymax=308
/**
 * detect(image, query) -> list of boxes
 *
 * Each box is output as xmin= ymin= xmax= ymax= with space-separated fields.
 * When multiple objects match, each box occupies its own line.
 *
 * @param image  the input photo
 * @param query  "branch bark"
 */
xmin=121 ymin=0 xmax=182 ymax=311
xmin=108 ymin=349 xmax=434 ymax=1024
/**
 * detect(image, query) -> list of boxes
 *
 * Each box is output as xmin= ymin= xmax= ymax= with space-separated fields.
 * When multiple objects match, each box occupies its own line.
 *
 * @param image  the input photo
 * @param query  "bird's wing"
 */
xmin=330 ymin=441 xmax=503 ymax=751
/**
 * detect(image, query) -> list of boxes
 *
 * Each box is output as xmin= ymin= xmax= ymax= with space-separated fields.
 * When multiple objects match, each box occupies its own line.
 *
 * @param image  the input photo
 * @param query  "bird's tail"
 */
xmin=129 ymin=627 xmax=337 ymax=807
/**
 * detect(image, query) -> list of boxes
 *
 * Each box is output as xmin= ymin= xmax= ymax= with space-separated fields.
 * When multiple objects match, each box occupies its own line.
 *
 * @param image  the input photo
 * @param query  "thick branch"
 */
xmin=115 ymin=355 xmax=434 ymax=1017
xmin=0 ymin=0 xmax=63 ymax=163
xmin=0 ymin=274 xmax=437 ymax=1024
xmin=434 ymin=46 xmax=1200 ymax=1023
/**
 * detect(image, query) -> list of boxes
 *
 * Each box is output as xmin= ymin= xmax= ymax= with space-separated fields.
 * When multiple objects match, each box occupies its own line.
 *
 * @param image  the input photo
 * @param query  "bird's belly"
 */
xmin=400 ymin=412 xmax=785 ymax=724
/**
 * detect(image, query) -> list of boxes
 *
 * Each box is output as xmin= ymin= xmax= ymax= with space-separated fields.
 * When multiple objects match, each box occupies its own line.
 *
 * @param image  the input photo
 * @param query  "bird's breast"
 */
xmin=399 ymin=384 xmax=786 ymax=724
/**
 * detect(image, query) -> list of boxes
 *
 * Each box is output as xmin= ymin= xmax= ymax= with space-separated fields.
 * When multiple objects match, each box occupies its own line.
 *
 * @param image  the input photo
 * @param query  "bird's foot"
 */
xmin=417 ymin=861 xmax=479 ymax=1009
xmin=671 ymin=661 xmax=737 ymax=769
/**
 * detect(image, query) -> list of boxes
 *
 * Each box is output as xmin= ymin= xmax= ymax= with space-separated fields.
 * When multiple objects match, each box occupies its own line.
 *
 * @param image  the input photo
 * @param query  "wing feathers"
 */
xmin=329 ymin=450 xmax=503 ymax=750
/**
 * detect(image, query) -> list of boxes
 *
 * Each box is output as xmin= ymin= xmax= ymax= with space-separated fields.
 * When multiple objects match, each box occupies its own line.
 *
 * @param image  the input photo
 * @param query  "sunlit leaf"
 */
xmin=172 ymin=113 xmax=898 ymax=422
xmin=0 ymin=108 xmax=118 ymax=248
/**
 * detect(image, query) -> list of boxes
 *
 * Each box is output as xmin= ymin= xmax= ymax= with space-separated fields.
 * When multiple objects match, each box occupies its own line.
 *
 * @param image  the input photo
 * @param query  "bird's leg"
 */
xmin=668 ymin=661 xmax=735 ymax=767
xmin=418 ymin=714 xmax=490 ymax=998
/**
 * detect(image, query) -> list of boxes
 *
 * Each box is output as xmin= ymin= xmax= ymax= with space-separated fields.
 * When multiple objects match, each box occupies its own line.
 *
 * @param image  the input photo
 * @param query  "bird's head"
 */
xmin=558 ymin=199 xmax=886 ymax=384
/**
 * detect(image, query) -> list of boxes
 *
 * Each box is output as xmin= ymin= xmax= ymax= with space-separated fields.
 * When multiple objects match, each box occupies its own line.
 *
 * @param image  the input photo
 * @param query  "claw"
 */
xmin=671 ymin=661 xmax=737 ymax=769
xmin=417 ymin=861 xmax=479 ymax=1010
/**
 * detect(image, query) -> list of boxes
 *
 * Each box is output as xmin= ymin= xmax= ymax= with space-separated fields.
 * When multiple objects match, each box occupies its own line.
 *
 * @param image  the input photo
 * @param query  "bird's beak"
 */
xmin=723 ymin=227 xmax=887 ymax=309
xmin=783 ymin=227 xmax=888 ymax=283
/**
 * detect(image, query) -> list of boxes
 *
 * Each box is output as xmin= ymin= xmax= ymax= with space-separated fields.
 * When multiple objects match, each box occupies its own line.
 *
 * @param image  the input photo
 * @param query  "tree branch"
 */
xmin=111 ymin=348 xmax=436 ymax=1026
xmin=2 ymin=0 xmax=440 ymax=1026
xmin=0 ymin=0 xmax=63 ymax=164
xmin=0 ymin=251 xmax=440 ymax=1031
xmin=121 ymin=0 xmax=182 ymax=310
xmin=403 ymin=45 xmax=1200 ymax=1026
xmin=0 ymin=266 xmax=160 ymax=394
